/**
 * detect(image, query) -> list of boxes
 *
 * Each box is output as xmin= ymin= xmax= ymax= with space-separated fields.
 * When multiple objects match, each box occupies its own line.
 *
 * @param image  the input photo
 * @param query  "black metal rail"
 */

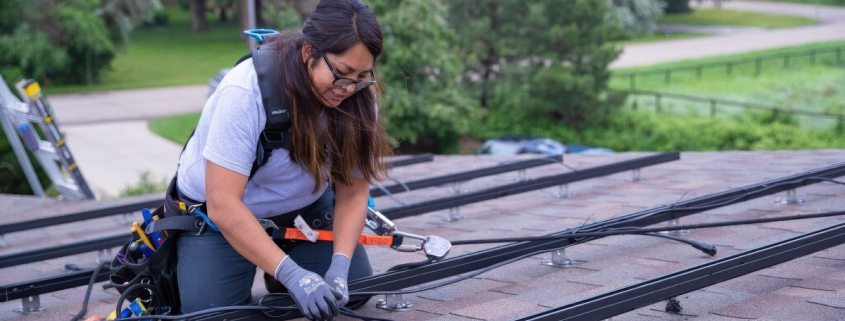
xmin=0 ymin=154 xmax=659 ymax=269
xmin=0 ymin=154 xmax=437 ymax=235
xmin=515 ymin=222 xmax=845 ymax=321
xmin=0 ymin=268 xmax=112 ymax=303
xmin=186 ymin=161 xmax=845 ymax=320
xmin=388 ymin=153 xmax=434 ymax=168
xmin=382 ymin=152 xmax=678 ymax=220
xmin=0 ymin=153 xmax=676 ymax=301
xmin=0 ymin=235 xmax=128 ymax=269
xmin=371 ymin=155 xmax=561 ymax=197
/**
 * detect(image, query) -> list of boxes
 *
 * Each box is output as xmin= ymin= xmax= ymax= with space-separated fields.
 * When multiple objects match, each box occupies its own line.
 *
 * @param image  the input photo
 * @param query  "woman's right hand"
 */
xmin=275 ymin=256 xmax=343 ymax=321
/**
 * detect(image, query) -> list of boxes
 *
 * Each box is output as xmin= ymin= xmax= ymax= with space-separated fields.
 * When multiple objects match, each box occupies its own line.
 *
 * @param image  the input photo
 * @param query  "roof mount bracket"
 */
xmin=375 ymin=294 xmax=414 ymax=312
xmin=541 ymin=248 xmax=576 ymax=268
xmin=775 ymin=188 xmax=805 ymax=205
xmin=444 ymin=182 xmax=467 ymax=222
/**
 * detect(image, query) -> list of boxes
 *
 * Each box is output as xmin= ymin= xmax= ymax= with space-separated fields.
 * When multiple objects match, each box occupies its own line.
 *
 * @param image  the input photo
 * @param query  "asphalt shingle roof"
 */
xmin=2 ymin=150 xmax=844 ymax=321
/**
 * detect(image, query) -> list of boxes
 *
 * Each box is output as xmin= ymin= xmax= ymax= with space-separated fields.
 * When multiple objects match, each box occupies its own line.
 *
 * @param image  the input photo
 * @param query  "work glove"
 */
xmin=323 ymin=253 xmax=351 ymax=307
xmin=275 ymin=257 xmax=342 ymax=321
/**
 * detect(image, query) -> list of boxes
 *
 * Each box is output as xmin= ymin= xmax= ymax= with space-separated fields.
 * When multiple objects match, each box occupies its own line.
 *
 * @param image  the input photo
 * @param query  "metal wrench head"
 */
xmin=257 ymin=219 xmax=279 ymax=231
xmin=422 ymin=235 xmax=451 ymax=259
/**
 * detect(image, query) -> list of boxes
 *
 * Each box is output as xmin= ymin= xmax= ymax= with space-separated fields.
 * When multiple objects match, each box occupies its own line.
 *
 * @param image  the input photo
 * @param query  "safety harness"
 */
xmin=104 ymin=30 xmax=451 ymax=320
xmin=105 ymin=31 xmax=295 ymax=319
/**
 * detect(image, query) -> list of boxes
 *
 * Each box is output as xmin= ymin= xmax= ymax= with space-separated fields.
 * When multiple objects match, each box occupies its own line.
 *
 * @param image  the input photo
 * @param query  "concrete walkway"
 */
xmin=49 ymin=85 xmax=206 ymax=197
xmin=613 ymin=1 xmax=845 ymax=68
xmin=44 ymin=1 xmax=845 ymax=197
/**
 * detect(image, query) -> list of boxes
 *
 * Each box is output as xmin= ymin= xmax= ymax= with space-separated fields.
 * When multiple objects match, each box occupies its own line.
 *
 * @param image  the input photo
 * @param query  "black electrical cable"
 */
xmin=115 ymin=283 xmax=165 ymax=318
xmin=72 ymin=177 xmax=844 ymax=321
xmin=387 ymin=257 xmax=437 ymax=272
xmin=99 ymin=305 xmax=298 ymax=321
xmin=450 ymin=211 xmax=845 ymax=245
xmin=69 ymin=262 xmax=108 ymax=321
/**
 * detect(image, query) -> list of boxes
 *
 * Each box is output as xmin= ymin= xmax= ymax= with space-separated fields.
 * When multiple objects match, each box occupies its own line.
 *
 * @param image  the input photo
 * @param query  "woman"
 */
xmin=172 ymin=0 xmax=391 ymax=320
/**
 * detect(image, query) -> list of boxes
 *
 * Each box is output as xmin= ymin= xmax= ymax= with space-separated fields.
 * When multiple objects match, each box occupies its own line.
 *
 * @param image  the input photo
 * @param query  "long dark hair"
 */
xmin=265 ymin=0 xmax=390 ymax=191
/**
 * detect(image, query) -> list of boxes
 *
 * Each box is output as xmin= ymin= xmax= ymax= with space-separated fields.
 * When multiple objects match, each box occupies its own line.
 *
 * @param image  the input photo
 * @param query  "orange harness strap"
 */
xmin=283 ymin=228 xmax=394 ymax=246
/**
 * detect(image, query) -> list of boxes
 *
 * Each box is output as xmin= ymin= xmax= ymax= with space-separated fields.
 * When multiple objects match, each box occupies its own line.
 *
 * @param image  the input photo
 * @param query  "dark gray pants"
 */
xmin=175 ymin=192 xmax=372 ymax=314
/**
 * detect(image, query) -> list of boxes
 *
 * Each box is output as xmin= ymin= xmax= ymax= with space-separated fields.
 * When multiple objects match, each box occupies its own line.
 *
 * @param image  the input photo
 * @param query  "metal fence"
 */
xmin=618 ymin=89 xmax=845 ymax=131
xmin=614 ymin=45 xmax=845 ymax=91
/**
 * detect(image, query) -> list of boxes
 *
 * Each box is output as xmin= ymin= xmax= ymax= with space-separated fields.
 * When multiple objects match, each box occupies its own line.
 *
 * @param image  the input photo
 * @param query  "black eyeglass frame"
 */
xmin=315 ymin=47 xmax=377 ymax=92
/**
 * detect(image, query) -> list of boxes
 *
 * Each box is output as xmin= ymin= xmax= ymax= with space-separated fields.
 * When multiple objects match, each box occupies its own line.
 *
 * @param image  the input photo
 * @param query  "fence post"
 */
xmin=783 ymin=54 xmax=790 ymax=69
xmin=727 ymin=62 xmax=733 ymax=76
xmin=754 ymin=58 xmax=762 ymax=77
xmin=810 ymin=50 xmax=816 ymax=64
xmin=664 ymin=70 xmax=671 ymax=84
xmin=629 ymin=74 xmax=636 ymax=91
xmin=696 ymin=65 xmax=702 ymax=79
xmin=655 ymin=94 xmax=662 ymax=113
xmin=837 ymin=48 xmax=842 ymax=65
xmin=710 ymin=100 xmax=717 ymax=119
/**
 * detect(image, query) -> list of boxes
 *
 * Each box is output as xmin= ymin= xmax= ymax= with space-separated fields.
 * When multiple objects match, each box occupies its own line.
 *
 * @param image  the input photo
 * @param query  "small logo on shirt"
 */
xmin=271 ymin=109 xmax=287 ymax=115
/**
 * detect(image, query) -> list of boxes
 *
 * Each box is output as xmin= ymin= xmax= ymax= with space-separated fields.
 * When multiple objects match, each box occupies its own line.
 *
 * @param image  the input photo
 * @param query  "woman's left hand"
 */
xmin=324 ymin=253 xmax=351 ymax=307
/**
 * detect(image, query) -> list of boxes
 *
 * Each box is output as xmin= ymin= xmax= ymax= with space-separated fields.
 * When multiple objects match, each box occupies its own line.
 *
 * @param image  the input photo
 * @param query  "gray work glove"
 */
xmin=275 ymin=257 xmax=342 ymax=321
xmin=323 ymin=254 xmax=351 ymax=307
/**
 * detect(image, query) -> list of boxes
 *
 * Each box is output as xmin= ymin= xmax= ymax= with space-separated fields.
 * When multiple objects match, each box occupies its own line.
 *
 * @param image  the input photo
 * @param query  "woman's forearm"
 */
xmin=210 ymin=201 xmax=286 ymax=275
xmin=332 ymin=179 xmax=370 ymax=258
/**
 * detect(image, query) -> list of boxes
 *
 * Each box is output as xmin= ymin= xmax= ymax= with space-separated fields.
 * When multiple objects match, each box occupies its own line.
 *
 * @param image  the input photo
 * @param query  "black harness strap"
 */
xmin=250 ymin=44 xmax=291 ymax=178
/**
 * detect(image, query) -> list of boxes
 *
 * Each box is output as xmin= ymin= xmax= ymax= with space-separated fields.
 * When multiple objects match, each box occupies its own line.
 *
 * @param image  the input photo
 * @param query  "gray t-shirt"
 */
xmin=176 ymin=58 xmax=327 ymax=218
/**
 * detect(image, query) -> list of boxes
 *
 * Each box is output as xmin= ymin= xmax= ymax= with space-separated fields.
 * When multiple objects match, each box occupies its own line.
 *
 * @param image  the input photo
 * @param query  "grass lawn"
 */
xmin=148 ymin=112 xmax=201 ymax=145
xmin=44 ymin=7 xmax=247 ymax=94
xmin=609 ymin=41 xmax=845 ymax=129
xmin=616 ymin=32 xmax=708 ymax=45
xmin=657 ymin=8 xmax=819 ymax=28
xmin=766 ymin=0 xmax=845 ymax=6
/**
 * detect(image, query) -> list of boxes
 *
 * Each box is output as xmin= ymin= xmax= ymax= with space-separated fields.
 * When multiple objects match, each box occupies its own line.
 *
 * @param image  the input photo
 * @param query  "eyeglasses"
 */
xmin=316 ymin=48 xmax=377 ymax=92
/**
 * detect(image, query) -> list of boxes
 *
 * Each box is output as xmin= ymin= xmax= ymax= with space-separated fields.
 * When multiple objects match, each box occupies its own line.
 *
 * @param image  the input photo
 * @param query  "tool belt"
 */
xmin=109 ymin=175 xmax=344 ymax=318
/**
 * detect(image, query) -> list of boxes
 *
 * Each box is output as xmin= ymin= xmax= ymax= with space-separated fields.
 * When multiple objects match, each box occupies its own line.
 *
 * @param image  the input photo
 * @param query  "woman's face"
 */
xmin=303 ymin=42 xmax=374 ymax=108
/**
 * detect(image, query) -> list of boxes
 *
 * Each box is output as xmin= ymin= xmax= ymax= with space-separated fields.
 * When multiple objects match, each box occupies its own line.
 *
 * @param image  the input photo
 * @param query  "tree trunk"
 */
xmin=190 ymin=0 xmax=209 ymax=32
xmin=219 ymin=7 xmax=227 ymax=23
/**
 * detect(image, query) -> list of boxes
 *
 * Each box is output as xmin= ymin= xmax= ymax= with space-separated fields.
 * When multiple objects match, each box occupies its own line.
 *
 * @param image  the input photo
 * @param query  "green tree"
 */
xmin=611 ymin=0 xmax=666 ymax=35
xmin=521 ymin=0 xmax=623 ymax=126
xmin=665 ymin=0 xmax=691 ymax=14
xmin=445 ymin=0 xmax=534 ymax=109
xmin=368 ymin=0 xmax=481 ymax=152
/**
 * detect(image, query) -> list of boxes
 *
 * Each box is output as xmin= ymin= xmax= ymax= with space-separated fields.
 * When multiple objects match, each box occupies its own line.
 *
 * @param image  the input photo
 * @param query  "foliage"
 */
xmin=100 ymin=0 xmax=164 ymax=46
xmin=445 ymin=0 xmax=536 ymax=108
xmin=0 ymin=0 xmax=124 ymax=85
xmin=473 ymin=106 xmax=845 ymax=152
xmin=611 ymin=0 xmax=666 ymax=35
xmin=664 ymin=0 xmax=691 ymax=13
xmin=0 ymin=130 xmax=52 ymax=195
xmin=520 ymin=0 xmax=623 ymax=126
xmin=119 ymin=170 xmax=169 ymax=197
xmin=263 ymin=1 xmax=304 ymax=34
xmin=368 ymin=0 xmax=482 ymax=152
xmin=54 ymin=0 xmax=117 ymax=84
xmin=0 ymin=24 xmax=69 ymax=83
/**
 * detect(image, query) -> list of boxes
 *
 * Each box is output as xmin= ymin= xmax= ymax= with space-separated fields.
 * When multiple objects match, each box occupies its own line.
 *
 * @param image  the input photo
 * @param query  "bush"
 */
xmin=0 ymin=129 xmax=52 ymax=195
xmin=118 ymin=171 xmax=168 ymax=197
xmin=473 ymin=106 xmax=844 ymax=152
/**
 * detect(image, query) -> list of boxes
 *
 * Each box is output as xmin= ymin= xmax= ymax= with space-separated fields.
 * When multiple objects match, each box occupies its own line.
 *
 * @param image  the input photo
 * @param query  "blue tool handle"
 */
xmin=141 ymin=208 xmax=153 ymax=225
xmin=243 ymin=29 xmax=279 ymax=44
xmin=139 ymin=244 xmax=155 ymax=258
